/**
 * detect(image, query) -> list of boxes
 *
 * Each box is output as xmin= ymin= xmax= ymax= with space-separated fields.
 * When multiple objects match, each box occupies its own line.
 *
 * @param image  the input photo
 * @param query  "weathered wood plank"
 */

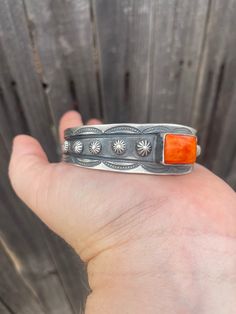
xmin=148 ymin=0 xmax=210 ymax=124
xmin=0 ymin=57 xmax=89 ymax=313
xmin=0 ymin=240 xmax=44 ymax=314
xmin=22 ymin=0 xmax=75 ymax=127
xmin=0 ymin=301 xmax=13 ymax=314
xmin=45 ymin=234 xmax=90 ymax=314
xmin=209 ymin=77 xmax=236 ymax=177
xmin=94 ymin=0 xmax=209 ymax=124
xmin=0 ymin=0 xmax=56 ymax=159
xmin=0 ymin=1 xmax=90 ymax=310
xmin=227 ymin=157 xmax=236 ymax=190
xmin=192 ymin=0 xmax=236 ymax=176
xmin=94 ymin=0 xmax=151 ymax=122
xmin=0 ymin=40 xmax=29 ymax=151
xmin=23 ymin=0 xmax=101 ymax=123
xmin=0 ymin=137 xmax=75 ymax=314
xmin=0 ymin=123 xmax=88 ymax=313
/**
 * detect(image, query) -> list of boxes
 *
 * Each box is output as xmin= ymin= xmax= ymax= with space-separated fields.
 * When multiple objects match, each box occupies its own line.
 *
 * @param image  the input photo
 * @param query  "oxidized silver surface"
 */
xmin=62 ymin=123 xmax=201 ymax=175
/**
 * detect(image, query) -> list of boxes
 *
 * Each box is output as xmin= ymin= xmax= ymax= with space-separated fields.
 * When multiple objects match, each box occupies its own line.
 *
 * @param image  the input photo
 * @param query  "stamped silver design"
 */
xmin=62 ymin=140 xmax=69 ymax=153
xmin=63 ymin=123 xmax=199 ymax=175
xmin=89 ymin=140 xmax=102 ymax=155
xmin=112 ymin=139 xmax=126 ymax=155
xmin=136 ymin=140 xmax=152 ymax=157
xmin=73 ymin=141 xmax=83 ymax=154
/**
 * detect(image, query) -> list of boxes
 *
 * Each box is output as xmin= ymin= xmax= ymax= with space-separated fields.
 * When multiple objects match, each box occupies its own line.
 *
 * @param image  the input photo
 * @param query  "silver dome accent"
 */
xmin=136 ymin=140 xmax=152 ymax=157
xmin=89 ymin=140 xmax=102 ymax=154
xmin=112 ymin=139 xmax=126 ymax=155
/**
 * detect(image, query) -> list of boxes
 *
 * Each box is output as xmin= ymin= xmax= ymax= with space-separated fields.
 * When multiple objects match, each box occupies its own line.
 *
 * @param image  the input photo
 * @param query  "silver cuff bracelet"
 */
xmin=62 ymin=123 xmax=201 ymax=175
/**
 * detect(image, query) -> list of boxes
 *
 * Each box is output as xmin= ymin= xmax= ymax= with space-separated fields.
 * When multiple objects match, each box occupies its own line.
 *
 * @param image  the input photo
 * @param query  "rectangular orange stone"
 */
xmin=164 ymin=134 xmax=197 ymax=164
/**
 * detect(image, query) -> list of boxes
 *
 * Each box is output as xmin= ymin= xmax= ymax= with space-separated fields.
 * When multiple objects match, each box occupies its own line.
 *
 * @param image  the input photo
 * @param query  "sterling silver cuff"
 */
xmin=62 ymin=123 xmax=201 ymax=175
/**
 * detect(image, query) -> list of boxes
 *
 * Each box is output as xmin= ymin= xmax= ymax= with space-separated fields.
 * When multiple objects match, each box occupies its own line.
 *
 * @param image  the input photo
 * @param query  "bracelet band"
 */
xmin=62 ymin=123 xmax=201 ymax=175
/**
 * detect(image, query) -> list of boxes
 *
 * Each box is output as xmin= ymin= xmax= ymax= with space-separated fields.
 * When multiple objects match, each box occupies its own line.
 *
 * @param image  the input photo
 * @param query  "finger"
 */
xmin=86 ymin=118 xmax=102 ymax=125
xmin=9 ymin=135 xmax=50 ymax=210
xmin=59 ymin=110 xmax=83 ymax=143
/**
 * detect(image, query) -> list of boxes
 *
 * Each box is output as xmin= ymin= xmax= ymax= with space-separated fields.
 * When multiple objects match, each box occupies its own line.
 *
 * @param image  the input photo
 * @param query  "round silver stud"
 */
xmin=197 ymin=145 xmax=201 ymax=157
xmin=73 ymin=141 xmax=83 ymax=154
xmin=136 ymin=140 xmax=152 ymax=157
xmin=89 ymin=140 xmax=102 ymax=154
xmin=112 ymin=139 xmax=126 ymax=155
xmin=62 ymin=140 xmax=70 ymax=153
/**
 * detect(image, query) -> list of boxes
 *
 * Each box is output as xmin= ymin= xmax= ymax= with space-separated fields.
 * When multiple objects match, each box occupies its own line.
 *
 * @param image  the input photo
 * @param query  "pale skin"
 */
xmin=9 ymin=110 xmax=236 ymax=313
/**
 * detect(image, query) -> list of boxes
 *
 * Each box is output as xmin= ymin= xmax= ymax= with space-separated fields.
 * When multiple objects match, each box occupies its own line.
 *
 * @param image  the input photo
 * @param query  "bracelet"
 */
xmin=62 ymin=123 xmax=201 ymax=175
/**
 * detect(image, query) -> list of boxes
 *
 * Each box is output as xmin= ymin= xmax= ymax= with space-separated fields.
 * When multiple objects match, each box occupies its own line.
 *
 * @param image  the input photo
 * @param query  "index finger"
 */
xmin=59 ymin=110 xmax=83 ymax=144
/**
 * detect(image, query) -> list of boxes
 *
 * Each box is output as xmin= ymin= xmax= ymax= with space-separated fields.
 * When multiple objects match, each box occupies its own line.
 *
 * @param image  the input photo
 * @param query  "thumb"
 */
xmin=9 ymin=135 xmax=50 ymax=211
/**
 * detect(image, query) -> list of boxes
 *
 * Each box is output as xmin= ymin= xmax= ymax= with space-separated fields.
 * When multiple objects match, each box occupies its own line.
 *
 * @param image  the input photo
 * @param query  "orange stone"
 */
xmin=164 ymin=134 xmax=197 ymax=164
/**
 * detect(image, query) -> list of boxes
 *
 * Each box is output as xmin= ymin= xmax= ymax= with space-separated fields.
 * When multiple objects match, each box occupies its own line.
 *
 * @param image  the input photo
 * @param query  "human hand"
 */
xmin=9 ymin=111 xmax=236 ymax=313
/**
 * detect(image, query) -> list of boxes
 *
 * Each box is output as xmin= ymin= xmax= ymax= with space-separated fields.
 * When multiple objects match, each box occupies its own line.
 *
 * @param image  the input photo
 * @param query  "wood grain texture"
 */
xmin=148 ymin=0 xmax=210 ymax=124
xmin=0 ymin=0 xmax=57 ymax=159
xmin=94 ymin=0 xmax=210 ymax=125
xmin=23 ymin=0 xmax=102 ymax=126
xmin=0 ymin=92 xmax=88 ymax=314
xmin=0 ymin=139 xmax=75 ymax=314
xmin=227 ymin=157 xmax=236 ymax=190
xmin=0 ymin=0 xmax=236 ymax=312
xmin=94 ymin=0 xmax=154 ymax=122
xmin=44 ymin=235 xmax=90 ymax=314
xmin=192 ymin=0 xmax=236 ymax=182
xmin=0 ymin=301 xmax=12 ymax=314
xmin=0 ymin=240 xmax=44 ymax=314
xmin=0 ymin=1 xmax=90 ymax=312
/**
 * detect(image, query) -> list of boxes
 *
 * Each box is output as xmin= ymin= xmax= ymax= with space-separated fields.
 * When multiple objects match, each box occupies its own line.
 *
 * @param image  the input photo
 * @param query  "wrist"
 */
xmin=85 ymin=230 xmax=236 ymax=314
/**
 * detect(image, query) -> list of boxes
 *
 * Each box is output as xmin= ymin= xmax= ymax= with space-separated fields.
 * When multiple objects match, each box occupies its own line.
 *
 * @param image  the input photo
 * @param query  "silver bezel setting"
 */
xmin=161 ymin=133 xmax=198 ymax=166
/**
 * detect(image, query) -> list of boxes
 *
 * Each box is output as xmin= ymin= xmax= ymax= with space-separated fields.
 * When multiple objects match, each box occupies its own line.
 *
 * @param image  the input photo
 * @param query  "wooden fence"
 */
xmin=0 ymin=0 xmax=236 ymax=313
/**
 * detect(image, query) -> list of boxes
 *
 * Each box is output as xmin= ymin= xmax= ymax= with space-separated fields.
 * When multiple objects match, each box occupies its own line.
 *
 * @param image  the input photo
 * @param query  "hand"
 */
xmin=9 ymin=111 xmax=236 ymax=313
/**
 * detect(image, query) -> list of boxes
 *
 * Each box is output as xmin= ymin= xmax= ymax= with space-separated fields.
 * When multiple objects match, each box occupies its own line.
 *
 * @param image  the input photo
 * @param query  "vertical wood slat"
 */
xmin=0 ymin=89 xmax=88 ymax=314
xmin=45 ymin=235 xmax=90 ymax=314
xmin=0 ymin=301 xmax=12 ymax=314
xmin=192 ymin=0 xmax=236 ymax=179
xmin=0 ymin=0 xmax=56 ymax=159
xmin=23 ymin=0 xmax=101 ymax=126
xmin=148 ymin=0 xmax=210 ymax=124
xmin=94 ymin=0 xmax=209 ymax=124
xmin=0 ymin=40 xmax=29 ymax=150
xmin=0 ymin=1 xmax=90 ymax=312
xmin=0 ymin=138 xmax=75 ymax=314
xmin=94 ymin=0 xmax=153 ymax=122
xmin=227 ymin=157 xmax=236 ymax=189
xmin=0 ymin=241 xmax=44 ymax=314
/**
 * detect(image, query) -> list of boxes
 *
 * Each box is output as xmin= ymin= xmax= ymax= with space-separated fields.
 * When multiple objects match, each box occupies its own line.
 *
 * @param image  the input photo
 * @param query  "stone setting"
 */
xmin=164 ymin=134 xmax=197 ymax=164
xmin=89 ymin=140 xmax=102 ymax=155
xmin=112 ymin=139 xmax=126 ymax=155
xmin=136 ymin=140 xmax=152 ymax=157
